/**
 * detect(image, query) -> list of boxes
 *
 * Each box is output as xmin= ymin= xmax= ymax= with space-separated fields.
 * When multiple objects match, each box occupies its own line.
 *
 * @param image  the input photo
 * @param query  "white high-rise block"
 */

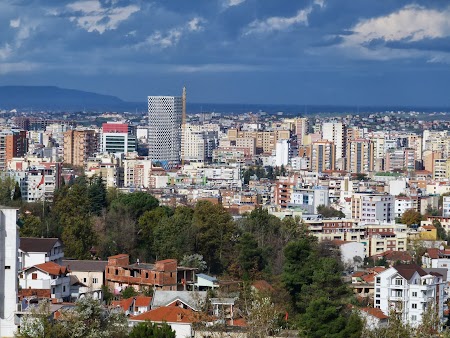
xmin=148 ymin=96 xmax=182 ymax=167
xmin=0 ymin=207 xmax=18 ymax=337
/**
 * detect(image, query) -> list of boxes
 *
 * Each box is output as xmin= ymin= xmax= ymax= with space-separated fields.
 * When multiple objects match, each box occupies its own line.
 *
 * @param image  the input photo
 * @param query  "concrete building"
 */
xmin=310 ymin=140 xmax=335 ymax=173
xmin=123 ymin=157 xmax=153 ymax=189
xmin=100 ymin=122 xmax=137 ymax=155
xmin=295 ymin=117 xmax=308 ymax=145
xmin=275 ymin=139 xmax=290 ymax=167
xmin=443 ymin=196 xmax=450 ymax=217
xmin=346 ymin=139 xmax=374 ymax=174
xmin=85 ymin=154 xmax=122 ymax=188
xmin=0 ymin=207 xmax=19 ymax=337
xmin=291 ymin=186 xmax=329 ymax=213
xmin=63 ymin=129 xmax=98 ymax=167
xmin=0 ymin=129 xmax=27 ymax=171
xmin=322 ymin=122 xmax=346 ymax=169
xmin=19 ymin=237 xmax=64 ymax=271
xmin=351 ymin=193 xmax=394 ymax=224
xmin=62 ymin=260 xmax=107 ymax=299
xmin=19 ymin=262 xmax=71 ymax=301
xmin=148 ymin=95 xmax=182 ymax=167
xmin=374 ymin=264 xmax=445 ymax=326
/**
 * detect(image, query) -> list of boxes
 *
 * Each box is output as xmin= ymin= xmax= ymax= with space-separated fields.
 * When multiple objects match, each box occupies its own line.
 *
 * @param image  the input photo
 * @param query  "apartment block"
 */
xmin=63 ymin=129 xmax=98 ymax=167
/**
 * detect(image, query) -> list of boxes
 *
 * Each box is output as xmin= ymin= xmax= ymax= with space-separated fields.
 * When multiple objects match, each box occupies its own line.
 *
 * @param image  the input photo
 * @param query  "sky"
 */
xmin=1 ymin=0 xmax=450 ymax=107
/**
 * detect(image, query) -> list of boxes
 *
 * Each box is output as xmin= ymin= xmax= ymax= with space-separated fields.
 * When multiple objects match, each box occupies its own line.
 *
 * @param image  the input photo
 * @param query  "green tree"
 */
xmin=87 ymin=175 xmax=107 ymax=216
xmin=13 ymin=181 xmax=22 ymax=201
xmin=237 ymin=232 xmax=266 ymax=279
xmin=192 ymin=201 xmax=237 ymax=274
xmin=109 ymin=192 xmax=159 ymax=221
xmin=316 ymin=205 xmax=345 ymax=218
xmin=15 ymin=300 xmax=60 ymax=338
xmin=401 ymin=209 xmax=422 ymax=226
xmin=129 ymin=322 xmax=175 ymax=338
xmin=19 ymin=213 xmax=45 ymax=237
xmin=121 ymin=286 xmax=138 ymax=299
xmin=433 ymin=219 xmax=448 ymax=241
xmin=61 ymin=215 xmax=97 ymax=259
xmin=0 ymin=176 xmax=15 ymax=205
xmin=180 ymin=254 xmax=207 ymax=272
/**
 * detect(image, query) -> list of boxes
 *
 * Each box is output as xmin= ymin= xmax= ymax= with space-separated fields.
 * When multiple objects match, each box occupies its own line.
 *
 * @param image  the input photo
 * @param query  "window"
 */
xmin=92 ymin=278 xmax=98 ymax=284
xmin=32 ymin=273 xmax=37 ymax=280
xmin=411 ymin=315 xmax=417 ymax=321
xmin=376 ymin=277 xmax=381 ymax=284
xmin=63 ymin=286 xmax=66 ymax=292
xmin=395 ymin=278 xmax=403 ymax=286
xmin=375 ymin=300 xmax=380 ymax=304
xmin=412 ymin=304 xmax=417 ymax=309
xmin=83 ymin=278 xmax=87 ymax=283
xmin=412 ymin=292 xmax=417 ymax=297
xmin=5 ymin=266 xmax=10 ymax=269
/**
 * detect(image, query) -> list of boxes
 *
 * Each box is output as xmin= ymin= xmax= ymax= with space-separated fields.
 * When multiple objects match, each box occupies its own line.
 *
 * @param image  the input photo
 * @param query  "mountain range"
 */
xmin=0 ymin=86 xmax=141 ymax=111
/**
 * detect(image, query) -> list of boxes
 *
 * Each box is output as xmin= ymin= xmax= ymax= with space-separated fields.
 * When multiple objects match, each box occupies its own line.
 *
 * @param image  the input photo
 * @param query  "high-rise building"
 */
xmin=101 ymin=123 xmax=137 ymax=155
xmin=322 ymin=122 xmax=346 ymax=169
xmin=0 ymin=129 xmax=27 ymax=171
xmin=294 ymin=117 xmax=308 ymax=145
xmin=0 ymin=207 xmax=19 ymax=337
xmin=310 ymin=140 xmax=335 ymax=173
xmin=346 ymin=139 xmax=374 ymax=174
xmin=63 ymin=130 xmax=98 ymax=167
xmin=148 ymin=95 xmax=182 ymax=167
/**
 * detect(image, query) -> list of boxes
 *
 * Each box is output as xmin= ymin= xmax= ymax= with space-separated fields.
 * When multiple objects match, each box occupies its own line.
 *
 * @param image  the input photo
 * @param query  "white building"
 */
xmin=374 ymin=264 xmax=445 ymax=326
xmin=291 ymin=186 xmax=329 ymax=214
xmin=322 ymin=122 xmax=346 ymax=169
xmin=352 ymin=193 xmax=394 ymax=224
xmin=19 ymin=262 xmax=71 ymax=301
xmin=275 ymin=139 xmax=290 ymax=167
xmin=0 ymin=207 xmax=19 ymax=337
xmin=148 ymin=95 xmax=182 ymax=167
xmin=123 ymin=158 xmax=153 ymax=189
xmin=394 ymin=197 xmax=418 ymax=219
xmin=443 ymin=196 xmax=450 ymax=217
xmin=62 ymin=260 xmax=107 ymax=300
xmin=19 ymin=237 xmax=64 ymax=271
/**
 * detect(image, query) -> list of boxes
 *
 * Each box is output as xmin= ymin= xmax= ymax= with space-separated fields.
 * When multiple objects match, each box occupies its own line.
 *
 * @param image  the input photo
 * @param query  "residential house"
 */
xmin=129 ymin=307 xmax=199 ymax=338
xmin=19 ymin=237 xmax=64 ymax=270
xmin=105 ymin=254 xmax=196 ymax=294
xmin=194 ymin=274 xmax=219 ymax=291
xmin=151 ymin=290 xmax=207 ymax=311
xmin=374 ymin=264 xmax=445 ymax=326
xmin=359 ymin=307 xmax=389 ymax=330
xmin=112 ymin=296 xmax=152 ymax=316
xmin=19 ymin=262 xmax=71 ymax=301
xmin=62 ymin=259 xmax=107 ymax=299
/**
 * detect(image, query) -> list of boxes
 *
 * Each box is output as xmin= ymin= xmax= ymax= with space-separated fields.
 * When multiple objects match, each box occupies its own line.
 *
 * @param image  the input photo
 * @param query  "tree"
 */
xmin=57 ymin=297 xmax=128 ymax=338
xmin=316 ymin=205 xmax=345 ymax=218
xmin=401 ymin=209 xmax=422 ymax=227
xmin=192 ymin=201 xmax=237 ymax=273
xmin=129 ymin=322 xmax=175 ymax=338
xmin=13 ymin=181 xmax=22 ymax=201
xmin=121 ymin=286 xmax=138 ymax=299
xmin=19 ymin=213 xmax=45 ymax=237
xmin=433 ymin=219 xmax=448 ymax=241
xmin=247 ymin=294 xmax=280 ymax=338
xmin=237 ymin=232 xmax=266 ymax=280
xmin=87 ymin=175 xmax=107 ymax=216
xmin=15 ymin=300 xmax=60 ymax=338
xmin=180 ymin=254 xmax=207 ymax=272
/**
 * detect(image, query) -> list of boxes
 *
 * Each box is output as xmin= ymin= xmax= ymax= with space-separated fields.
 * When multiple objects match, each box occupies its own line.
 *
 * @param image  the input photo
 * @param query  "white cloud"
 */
xmin=0 ymin=44 xmax=13 ymax=60
xmin=170 ymin=63 xmax=264 ymax=73
xmin=335 ymin=5 xmax=450 ymax=61
xmin=0 ymin=62 xmax=39 ymax=74
xmin=137 ymin=17 xmax=206 ymax=50
xmin=222 ymin=0 xmax=246 ymax=9
xmin=10 ymin=18 xmax=20 ymax=28
xmin=243 ymin=2 xmax=324 ymax=35
xmin=66 ymin=0 xmax=140 ymax=34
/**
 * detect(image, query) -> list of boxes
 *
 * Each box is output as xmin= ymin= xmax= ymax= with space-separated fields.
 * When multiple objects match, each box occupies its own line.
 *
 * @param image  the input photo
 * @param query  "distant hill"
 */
xmin=0 ymin=86 xmax=136 ymax=111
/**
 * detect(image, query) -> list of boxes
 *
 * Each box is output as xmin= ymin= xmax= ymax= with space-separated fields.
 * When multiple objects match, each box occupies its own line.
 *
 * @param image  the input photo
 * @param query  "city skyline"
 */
xmin=1 ymin=0 xmax=450 ymax=106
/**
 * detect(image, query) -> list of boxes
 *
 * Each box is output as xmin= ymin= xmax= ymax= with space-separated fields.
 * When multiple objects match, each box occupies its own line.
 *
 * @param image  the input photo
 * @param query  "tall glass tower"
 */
xmin=147 ymin=95 xmax=182 ymax=168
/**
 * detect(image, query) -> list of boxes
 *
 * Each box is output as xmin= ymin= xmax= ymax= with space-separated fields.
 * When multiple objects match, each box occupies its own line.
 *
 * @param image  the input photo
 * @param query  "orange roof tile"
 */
xmin=130 ymin=307 xmax=197 ymax=323
xmin=227 ymin=318 xmax=248 ymax=327
xmin=32 ymin=262 xmax=68 ymax=275
xmin=361 ymin=307 xmax=388 ymax=320
xmin=134 ymin=296 xmax=152 ymax=308
xmin=352 ymin=271 xmax=366 ymax=278
xmin=112 ymin=298 xmax=134 ymax=312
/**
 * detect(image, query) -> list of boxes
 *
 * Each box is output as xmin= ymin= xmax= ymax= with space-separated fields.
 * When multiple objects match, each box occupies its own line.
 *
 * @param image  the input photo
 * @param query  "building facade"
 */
xmin=148 ymin=96 xmax=182 ymax=167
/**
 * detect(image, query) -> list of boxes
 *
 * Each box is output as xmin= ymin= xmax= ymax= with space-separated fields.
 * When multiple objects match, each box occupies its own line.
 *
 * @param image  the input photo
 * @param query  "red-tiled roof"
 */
xmin=422 ymin=225 xmax=436 ymax=230
xmin=112 ymin=298 xmax=134 ymax=312
xmin=252 ymin=280 xmax=274 ymax=292
xmin=135 ymin=296 xmax=152 ymax=308
xmin=362 ymin=275 xmax=375 ymax=283
xmin=352 ymin=271 xmax=366 ymax=278
xmin=368 ymin=267 xmax=386 ymax=274
xmin=31 ymin=262 xmax=68 ymax=275
xmin=395 ymin=264 xmax=427 ymax=280
xmin=130 ymin=306 xmax=197 ymax=323
xmin=227 ymin=318 xmax=247 ymax=327
xmin=361 ymin=307 xmax=388 ymax=320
